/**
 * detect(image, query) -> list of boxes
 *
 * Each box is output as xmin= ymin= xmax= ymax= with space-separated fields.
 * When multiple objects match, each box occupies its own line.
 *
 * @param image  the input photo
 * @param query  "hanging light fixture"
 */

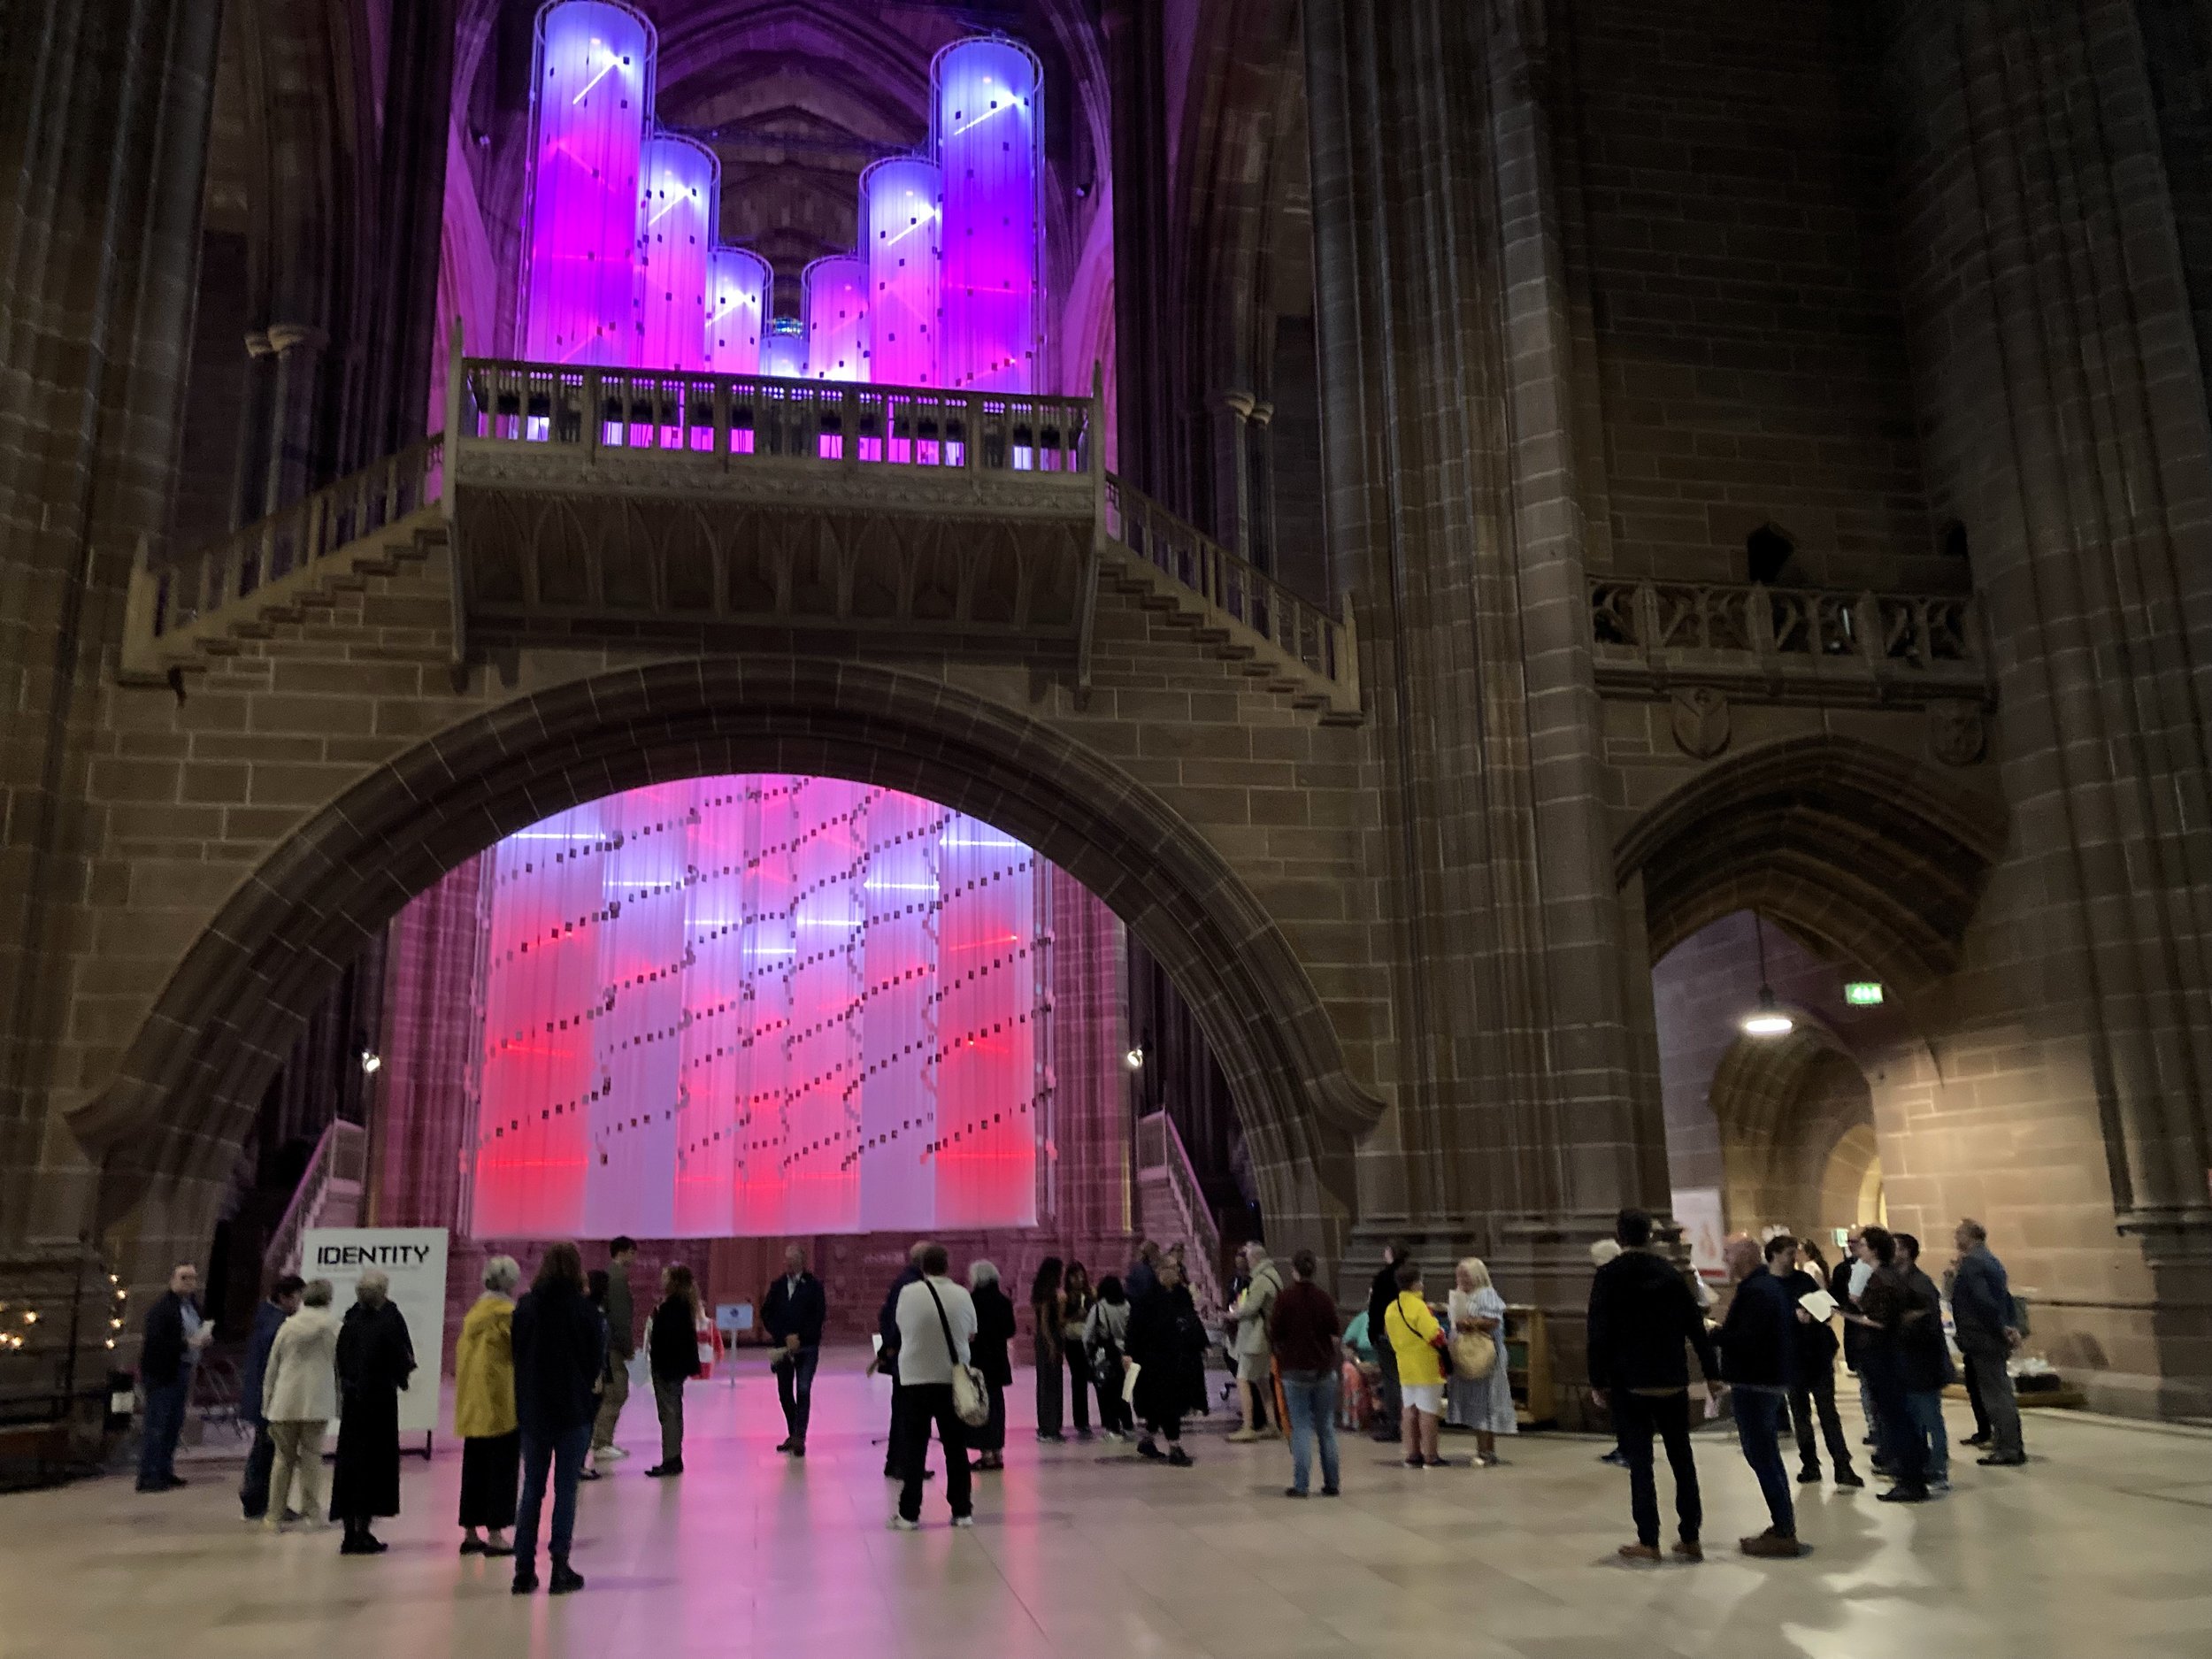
xmin=1740 ymin=912 xmax=1794 ymax=1037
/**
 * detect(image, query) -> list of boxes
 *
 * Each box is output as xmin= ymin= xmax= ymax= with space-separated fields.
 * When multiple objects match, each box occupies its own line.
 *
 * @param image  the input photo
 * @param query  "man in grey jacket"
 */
xmin=1950 ymin=1219 xmax=2025 ymax=1467
xmin=1228 ymin=1242 xmax=1284 ymax=1442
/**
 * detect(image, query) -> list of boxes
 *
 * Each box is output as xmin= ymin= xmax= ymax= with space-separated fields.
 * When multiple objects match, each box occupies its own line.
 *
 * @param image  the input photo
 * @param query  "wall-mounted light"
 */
xmin=359 ymin=1049 xmax=383 ymax=1076
xmin=1123 ymin=1047 xmax=1146 ymax=1072
xmin=1740 ymin=914 xmax=1794 ymax=1038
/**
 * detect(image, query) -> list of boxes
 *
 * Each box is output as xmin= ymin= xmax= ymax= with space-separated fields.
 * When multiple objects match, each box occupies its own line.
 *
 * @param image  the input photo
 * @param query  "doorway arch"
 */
xmin=72 ymin=657 xmax=1379 ymax=1274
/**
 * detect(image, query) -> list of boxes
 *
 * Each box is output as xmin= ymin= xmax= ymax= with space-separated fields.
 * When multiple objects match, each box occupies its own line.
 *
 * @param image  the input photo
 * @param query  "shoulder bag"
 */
xmin=925 ymin=1279 xmax=991 ymax=1428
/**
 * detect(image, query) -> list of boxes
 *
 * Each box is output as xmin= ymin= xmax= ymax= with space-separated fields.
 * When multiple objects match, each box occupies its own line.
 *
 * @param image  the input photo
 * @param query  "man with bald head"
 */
xmin=136 ymin=1263 xmax=212 ymax=1492
xmin=1716 ymin=1234 xmax=1806 ymax=1558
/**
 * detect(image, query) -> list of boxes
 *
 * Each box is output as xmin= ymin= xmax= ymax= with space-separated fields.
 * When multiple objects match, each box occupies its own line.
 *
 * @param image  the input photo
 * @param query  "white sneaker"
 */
xmin=597 ymin=1446 xmax=630 ymax=1461
xmin=951 ymin=1515 xmax=974 ymax=1529
xmin=888 ymin=1515 xmax=921 ymax=1532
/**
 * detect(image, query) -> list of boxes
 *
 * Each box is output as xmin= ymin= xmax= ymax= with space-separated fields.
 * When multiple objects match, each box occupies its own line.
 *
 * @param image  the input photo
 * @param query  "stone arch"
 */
xmin=1707 ymin=1019 xmax=1876 ymax=1235
xmin=1617 ymin=733 xmax=2008 ymax=990
xmin=72 ymin=657 xmax=1371 ymax=1271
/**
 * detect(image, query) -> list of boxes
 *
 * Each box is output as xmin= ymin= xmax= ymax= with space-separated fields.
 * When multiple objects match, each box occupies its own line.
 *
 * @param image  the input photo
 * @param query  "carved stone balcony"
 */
xmin=1586 ymin=575 xmax=1990 ymax=709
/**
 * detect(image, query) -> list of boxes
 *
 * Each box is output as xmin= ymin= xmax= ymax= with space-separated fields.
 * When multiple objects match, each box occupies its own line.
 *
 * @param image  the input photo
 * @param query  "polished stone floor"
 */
xmin=4 ymin=1351 xmax=2208 ymax=1659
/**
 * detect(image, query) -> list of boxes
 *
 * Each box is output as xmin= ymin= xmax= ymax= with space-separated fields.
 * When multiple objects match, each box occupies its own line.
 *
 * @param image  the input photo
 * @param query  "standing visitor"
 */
xmin=1384 ymin=1261 xmax=1448 ymax=1469
xmin=1365 ymin=1240 xmax=1409 ymax=1441
xmin=1588 ymin=1239 xmax=1630 ymax=1467
xmin=1839 ymin=1227 xmax=1881 ymax=1454
xmin=1030 ymin=1256 xmax=1068 ymax=1441
xmin=238 ymin=1274 xmax=304 ymax=1521
xmin=1125 ymin=1256 xmax=1203 ymax=1464
xmin=1797 ymin=1239 xmax=1832 ymax=1287
xmin=967 ymin=1260 xmax=1017 ymax=1469
xmin=646 ymin=1263 xmax=700 ymax=1477
xmin=878 ymin=1242 xmax=927 ymax=1479
xmin=1446 ymin=1257 xmax=1516 ymax=1467
xmin=590 ymin=1238 xmax=638 ymax=1466
xmin=1895 ymin=1234 xmax=1955 ymax=1490
xmin=762 ymin=1245 xmax=825 ymax=1456
xmin=454 ymin=1256 xmax=521 ymax=1557
xmin=1951 ymin=1218 xmax=2026 ymax=1468
xmin=1268 ymin=1249 xmax=1341 ymax=1498
xmin=1083 ymin=1275 xmax=1133 ymax=1438
xmin=135 ymin=1263 xmax=212 ymax=1493
xmin=1228 ymin=1242 xmax=1285 ymax=1443
xmin=1586 ymin=1209 xmax=1719 ymax=1563
xmin=258 ymin=1279 xmax=341 ymax=1530
xmin=511 ymin=1242 xmax=604 ymax=1595
xmin=1847 ymin=1226 xmax=1932 ymax=1504
xmin=1126 ymin=1240 xmax=1163 ymax=1305
xmin=330 ymin=1271 xmax=415 ymax=1556
xmin=1060 ymin=1263 xmax=1096 ymax=1439
xmin=1771 ymin=1235 xmax=1859 ymax=1488
xmin=889 ymin=1243 xmax=977 ymax=1530
xmin=1716 ymin=1235 xmax=1807 ymax=1558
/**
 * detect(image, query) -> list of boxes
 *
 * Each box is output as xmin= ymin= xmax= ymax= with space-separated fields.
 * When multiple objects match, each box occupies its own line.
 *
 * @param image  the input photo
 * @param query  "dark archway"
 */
xmin=73 ymin=657 xmax=1372 ymax=1271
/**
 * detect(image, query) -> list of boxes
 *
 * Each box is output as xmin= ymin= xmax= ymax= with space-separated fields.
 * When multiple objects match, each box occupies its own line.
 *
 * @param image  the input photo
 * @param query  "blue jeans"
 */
xmin=1280 ymin=1369 xmax=1340 ymax=1494
xmin=137 ymin=1379 xmax=188 ymax=1488
xmin=777 ymin=1345 xmax=819 ymax=1445
xmin=1904 ymin=1389 xmax=1948 ymax=1481
xmin=1734 ymin=1388 xmax=1795 ymax=1535
xmin=514 ymin=1423 xmax=592 ymax=1571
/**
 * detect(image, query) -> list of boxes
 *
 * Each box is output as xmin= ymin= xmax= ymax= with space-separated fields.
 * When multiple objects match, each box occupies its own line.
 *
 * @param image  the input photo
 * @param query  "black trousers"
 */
xmin=1371 ymin=1340 xmax=1402 ymax=1436
xmin=1614 ymin=1389 xmax=1701 ymax=1548
xmin=1963 ymin=1355 xmax=1991 ymax=1439
xmin=1787 ymin=1367 xmax=1855 ymax=1476
xmin=240 ymin=1423 xmax=275 ymax=1518
xmin=897 ymin=1383 xmax=973 ymax=1522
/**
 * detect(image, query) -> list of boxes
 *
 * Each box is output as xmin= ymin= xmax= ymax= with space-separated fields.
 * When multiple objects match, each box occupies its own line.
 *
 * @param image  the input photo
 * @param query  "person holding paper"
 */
xmin=1771 ymin=1235 xmax=1860 ymax=1488
xmin=135 ymin=1263 xmax=213 ymax=1493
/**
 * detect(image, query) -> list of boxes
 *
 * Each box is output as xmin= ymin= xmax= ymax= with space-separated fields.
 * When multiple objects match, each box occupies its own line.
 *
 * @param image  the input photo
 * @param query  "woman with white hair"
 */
xmin=966 ymin=1260 xmax=1018 ymax=1470
xmin=330 ymin=1269 xmax=416 ymax=1555
xmin=1446 ymin=1257 xmax=1516 ymax=1465
xmin=455 ymin=1255 xmax=522 ymax=1557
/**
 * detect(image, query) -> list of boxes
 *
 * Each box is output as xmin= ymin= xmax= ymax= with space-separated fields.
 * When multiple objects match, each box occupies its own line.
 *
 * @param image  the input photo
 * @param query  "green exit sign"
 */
xmin=1845 ymin=980 xmax=1886 ymax=1006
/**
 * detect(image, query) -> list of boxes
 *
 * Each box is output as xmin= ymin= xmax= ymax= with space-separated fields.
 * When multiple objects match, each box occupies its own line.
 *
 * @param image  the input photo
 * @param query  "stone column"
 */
xmin=261 ymin=321 xmax=329 ymax=517
xmin=231 ymin=329 xmax=277 ymax=530
xmin=1214 ymin=388 xmax=1256 ymax=555
xmin=1246 ymin=399 xmax=1276 ymax=574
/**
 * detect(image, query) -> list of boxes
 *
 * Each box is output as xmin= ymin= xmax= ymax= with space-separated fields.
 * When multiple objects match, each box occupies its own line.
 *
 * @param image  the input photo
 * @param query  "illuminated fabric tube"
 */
xmin=635 ymin=132 xmax=718 ymax=371
xmin=521 ymin=1 xmax=655 ymax=365
xmin=761 ymin=317 xmax=805 ymax=379
xmin=706 ymin=248 xmax=769 ymax=376
xmin=803 ymin=256 xmax=869 ymax=382
xmin=933 ymin=36 xmax=1042 ymax=393
xmin=862 ymin=156 xmax=941 ymax=388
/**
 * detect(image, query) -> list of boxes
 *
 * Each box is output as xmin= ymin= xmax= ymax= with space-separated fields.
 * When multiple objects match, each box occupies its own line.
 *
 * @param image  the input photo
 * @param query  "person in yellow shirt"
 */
xmin=454 ymin=1255 xmax=522 ymax=1557
xmin=1384 ymin=1261 xmax=1448 ymax=1468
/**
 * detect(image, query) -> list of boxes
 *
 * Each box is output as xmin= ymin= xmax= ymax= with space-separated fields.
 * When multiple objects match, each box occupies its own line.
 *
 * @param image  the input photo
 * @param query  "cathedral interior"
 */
xmin=4 ymin=0 xmax=2212 ymax=1610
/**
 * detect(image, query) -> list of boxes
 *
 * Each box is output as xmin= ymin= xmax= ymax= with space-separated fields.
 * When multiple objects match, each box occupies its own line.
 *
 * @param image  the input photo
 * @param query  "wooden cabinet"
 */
xmin=1504 ymin=1304 xmax=1555 ymax=1428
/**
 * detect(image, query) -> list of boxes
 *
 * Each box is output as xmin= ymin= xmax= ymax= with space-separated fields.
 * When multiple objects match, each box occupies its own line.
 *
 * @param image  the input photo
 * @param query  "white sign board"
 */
xmin=300 ymin=1226 xmax=449 ymax=1436
xmin=1672 ymin=1187 xmax=1727 ymax=1282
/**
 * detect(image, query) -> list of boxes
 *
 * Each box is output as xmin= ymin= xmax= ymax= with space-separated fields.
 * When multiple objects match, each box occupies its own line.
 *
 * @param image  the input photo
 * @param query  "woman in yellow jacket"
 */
xmin=1384 ymin=1260 xmax=1448 ymax=1468
xmin=454 ymin=1255 xmax=521 ymax=1556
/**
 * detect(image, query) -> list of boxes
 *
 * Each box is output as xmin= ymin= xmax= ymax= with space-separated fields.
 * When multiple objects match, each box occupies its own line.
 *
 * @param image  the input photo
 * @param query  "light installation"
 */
xmin=634 ymin=133 xmax=718 ymax=373
xmin=803 ymin=256 xmax=870 ymax=382
xmin=706 ymin=247 xmax=769 ymax=375
xmin=760 ymin=316 xmax=806 ymax=379
xmin=933 ymin=36 xmax=1042 ymax=393
xmin=466 ymin=776 xmax=1046 ymax=1240
xmin=521 ymin=1 xmax=654 ymax=365
xmin=863 ymin=156 xmax=941 ymax=388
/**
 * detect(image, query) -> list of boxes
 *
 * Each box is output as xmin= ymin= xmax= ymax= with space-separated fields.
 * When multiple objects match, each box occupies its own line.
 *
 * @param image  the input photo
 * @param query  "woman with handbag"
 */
xmin=1446 ymin=1257 xmax=1516 ymax=1465
xmin=1084 ymin=1276 xmax=1133 ymax=1438
xmin=1385 ymin=1261 xmax=1449 ymax=1469
xmin=966 ymin=1260 xmax=1018 ymax=1471
xmin=890 ymin=1243 xmax=979 ymax=1529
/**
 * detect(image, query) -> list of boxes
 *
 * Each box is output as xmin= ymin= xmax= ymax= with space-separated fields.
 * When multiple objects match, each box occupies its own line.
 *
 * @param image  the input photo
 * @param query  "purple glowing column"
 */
xmin=522 ymin=1 xmax=655 ymax=365
xmin=761 ymin=317 xmax=805 ymax=379
xmin=803 ymin=256 xmax=869 ymax=382
xmin=635 ymin=133 xmax=718 ymax=372
xmin=933 ymin=36 xmax=1042 ymax=393
xmin=862 ymin=157 xmax=941 ymax=388
xmin=706 ymin=248 xmax=769 ymax=375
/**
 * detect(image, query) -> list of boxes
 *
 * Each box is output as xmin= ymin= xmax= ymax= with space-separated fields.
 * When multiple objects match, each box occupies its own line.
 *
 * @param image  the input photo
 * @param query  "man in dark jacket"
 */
xmin=1586 ymin=1209 xmax=1719 ymax=1563
xmin=136 ymin=1263 xmax=212 ymax=1492
xmin=1364 ymin=1238 xmax=1409 ymax=1440
xmin=878 ymin=1242 xmax=926 ymax=1479
xmin=238 ymin=1274 xmax=305 ymax=1519
xmin=1950 ymin=1218 xmax=2024 ymax=1466
xmin=511 ymin=1243 xmax=606 ymax=1596
xmin=764 ymin=1244 xmax=826 ymax=1455
xmin=1770 ymin=1237 xmax=1860 ymax=1488
xmin=1717 ymin=1237 xmax=1804 ymax=1557
xmin=590 ymin=1237 xmax=638 ymax=1465
xmin=1896 ymin=1234 xmax=1957 ymax=1487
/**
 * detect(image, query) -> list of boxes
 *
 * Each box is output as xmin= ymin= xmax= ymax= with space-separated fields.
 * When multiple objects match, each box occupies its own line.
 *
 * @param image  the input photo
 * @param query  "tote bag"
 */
xmin=925 ymin=1280 xmax=991 ymax=1428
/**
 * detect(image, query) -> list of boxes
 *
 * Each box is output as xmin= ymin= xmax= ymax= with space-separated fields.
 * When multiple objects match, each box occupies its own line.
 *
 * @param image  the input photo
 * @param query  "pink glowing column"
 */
xmin=857 ymin=789 xmax=942 ymax=1230
xmin=863 ymin=157 xmax=941 ymax=388
xmin=522 ymin=1 xmax=654 ymax=365
xmin=933 ymin=815 xmax=1039 ymax=1226
xmin=803 ymin=256 xmax=869 ymax=382
xmin=933 ymin=36 xmax=1042 ymax=394
xmin=706 ymin=248 xmax=768 ymax=374
xmin=635 ymin=133 xmax=718 ymax=374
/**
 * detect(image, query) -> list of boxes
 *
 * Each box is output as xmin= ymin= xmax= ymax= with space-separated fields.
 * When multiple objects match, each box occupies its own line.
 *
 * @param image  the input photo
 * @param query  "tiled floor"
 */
xmin=4 ymin=1351 xmax=2208 ymax=1659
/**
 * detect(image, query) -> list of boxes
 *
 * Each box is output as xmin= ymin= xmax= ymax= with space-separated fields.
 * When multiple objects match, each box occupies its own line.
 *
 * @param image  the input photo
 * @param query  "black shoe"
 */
xmin=1835 ymin=1470 xmax=1865 ymax=1489
xmin=1284 ymin=1487 xmax=1309 ymax=1499
xmin=1978 ymin=1452 xmax=2026 ymax=1467
xmin=646 ymin=1461 xmax=682 ymax=1477
xmin=1599 ymin=1449 xmax=1629 ymax=1467
xmin=578 ymin=1467 xmax=603 ymax=1480
xmin=484 ymin=1542 xmax=515 ymax=1558
xmin=1870 ymin=1458 xmax=1895 ymax=1476
xmin=1166 ymin=1447 xmax=1192 ymax=1467
xmin=775 ymin=1438 xmax=796 ymax=1453
xmin=1037 ymin=1431 xmax=1064 ymax=1442
xmin=1877 ymin=1485 xmax=1930 ymax=1503
xmin=1797 ymin=1468 xmax=1823 ymax=1484
xmin=1136 ymin=1439 xmax=1164 ymax=1460
xmin=1960 ymin=1432 xmax=1991 ymax=1448
xmin=163 ymin=1476 xmax=188 ymax=1489
xmin=459 ymin=1536 xmax=486 ymax=1555
xmin=511 ymin=1571 xmax=539 ymax=1595
xmin=790 ymin=1443 xmax=805 ymax=1458
xmin=339 ymin=1532 xmax=388 ymax=1555
xmin=1321 ymin=1486 xmax=1340 ymax=1496
xmin=549 ymin=1563 xmax=585 ymax=1595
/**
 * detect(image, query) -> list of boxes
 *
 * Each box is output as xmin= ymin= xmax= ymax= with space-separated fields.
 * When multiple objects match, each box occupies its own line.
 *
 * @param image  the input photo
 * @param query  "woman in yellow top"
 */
xmin=1385 ymin=1260 xmax=1448 ymax=1468
xmin=454 ymin=1255 xmax=521 ymax=1556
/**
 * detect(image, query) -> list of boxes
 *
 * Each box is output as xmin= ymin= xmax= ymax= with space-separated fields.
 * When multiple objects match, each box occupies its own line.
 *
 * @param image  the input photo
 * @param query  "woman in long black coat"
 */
xmin=966 ymin=1261 xmax=1018 ymax=1470
xmin=330 ymin=1271 xmax=415 ymax=1555
xmin=1125 ymin=1258 xmax=1205 ymax=1466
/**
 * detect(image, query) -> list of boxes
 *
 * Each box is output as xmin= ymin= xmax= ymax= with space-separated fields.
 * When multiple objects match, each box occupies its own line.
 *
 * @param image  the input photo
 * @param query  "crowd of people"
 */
xmin=134 ymin=1209 xmax=2032 ymax=1584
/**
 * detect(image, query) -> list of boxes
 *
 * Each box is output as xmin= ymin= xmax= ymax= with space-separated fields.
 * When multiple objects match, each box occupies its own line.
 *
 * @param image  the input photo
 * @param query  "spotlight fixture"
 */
xmin=359 ymin=1048 xmax=383 ymax=1075
xmin=1123 ymin=1046 xmax=1146 ymax=1072
xmin=1740 ymin=914 xmax=1794 ymax=1038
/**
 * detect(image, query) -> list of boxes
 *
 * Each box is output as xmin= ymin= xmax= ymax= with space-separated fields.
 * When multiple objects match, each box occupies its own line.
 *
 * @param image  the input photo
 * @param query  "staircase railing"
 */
xmin=262 ymin=1119 xmax=368 ymax=1284
xmin=1103 ymin=476 xmax=1358 ymax=713
xmin=1134 ymin=1110 xmax=1226 ymax=1315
